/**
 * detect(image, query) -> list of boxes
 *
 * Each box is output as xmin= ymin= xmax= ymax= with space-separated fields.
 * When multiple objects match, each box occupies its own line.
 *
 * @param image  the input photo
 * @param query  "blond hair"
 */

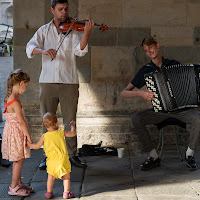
xmin=5 ymin=69 xmax=30 ymax=103
xmin=43 ymin=112 xmax=58 ymax=130
xmin=140 ymin=36 xmax=158 ymax=50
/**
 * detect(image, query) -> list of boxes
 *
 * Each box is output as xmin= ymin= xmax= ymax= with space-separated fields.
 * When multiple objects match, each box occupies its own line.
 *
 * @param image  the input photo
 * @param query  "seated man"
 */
xmin=121 ymin=36 xmax=200 ymax=171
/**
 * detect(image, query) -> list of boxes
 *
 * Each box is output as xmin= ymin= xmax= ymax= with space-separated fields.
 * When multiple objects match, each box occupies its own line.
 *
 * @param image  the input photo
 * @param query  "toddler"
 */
xmin=27 ymin=112 xmax=75 ymax=199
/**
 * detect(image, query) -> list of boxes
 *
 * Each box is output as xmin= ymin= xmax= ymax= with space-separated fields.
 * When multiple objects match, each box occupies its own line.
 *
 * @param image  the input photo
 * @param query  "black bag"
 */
xmin=78 ymin=141 xmax=117 ymax=156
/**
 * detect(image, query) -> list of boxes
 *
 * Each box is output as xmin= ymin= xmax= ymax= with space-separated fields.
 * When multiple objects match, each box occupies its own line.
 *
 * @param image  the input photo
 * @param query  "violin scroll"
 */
xmin=99 ymin=23 xmax=109 ymax=32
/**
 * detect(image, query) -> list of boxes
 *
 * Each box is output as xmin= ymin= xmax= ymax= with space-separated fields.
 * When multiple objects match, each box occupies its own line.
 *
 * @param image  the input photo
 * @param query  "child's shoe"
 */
xmin=19 ymin=182 xmax=35 ymax=193
xmin=45 ymin=192 xmax=54 ymax=199
xmin=63 ymin=191 xmax=74 ymax=199
xmin=8 ymin=185 xmax=30 ymax=196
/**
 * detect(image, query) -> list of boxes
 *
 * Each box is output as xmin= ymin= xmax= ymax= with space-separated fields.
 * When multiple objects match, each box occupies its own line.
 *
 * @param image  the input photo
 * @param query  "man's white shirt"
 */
xmin=26 ymin=20 xmax=88 ymax=84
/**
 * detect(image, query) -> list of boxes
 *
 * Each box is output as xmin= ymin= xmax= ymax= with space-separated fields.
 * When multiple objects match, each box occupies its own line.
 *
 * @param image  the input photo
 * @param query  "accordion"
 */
xmin=144 ymin=64 xmax=200 ymax=112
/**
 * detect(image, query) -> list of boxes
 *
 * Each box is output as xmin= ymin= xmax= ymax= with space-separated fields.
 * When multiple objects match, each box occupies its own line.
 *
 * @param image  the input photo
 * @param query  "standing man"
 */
xmin=121 ymin=36 xmax=200 ymax=171
xmin=26 ymin=0 xmax=94 ymax=168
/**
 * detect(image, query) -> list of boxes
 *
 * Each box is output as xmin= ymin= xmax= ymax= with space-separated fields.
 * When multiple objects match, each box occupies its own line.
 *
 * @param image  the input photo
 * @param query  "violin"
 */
xmin=59 ymin=17 xmax=109 ymax=32
xmin=51 ymin=17 xmax=108 ymax=61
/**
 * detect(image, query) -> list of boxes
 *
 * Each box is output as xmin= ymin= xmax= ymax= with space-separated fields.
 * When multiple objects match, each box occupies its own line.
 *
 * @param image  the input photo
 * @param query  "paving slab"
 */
xmin=81 ymin=155 xmax=137 ymax=199
xmin=130 ymin=149 xmax=200 ymax=200
xmin=31 ymin=160 xmax=85 ymax=183
xmin=1 ymin=147 xmax=200 ymax=199
xmin=81 ymin=196 xmax=137 ymax=200
xmin=25 ymin=182 xmax=81 ymax=200
xmin=0 ymin=184 xmax=22 ymax=200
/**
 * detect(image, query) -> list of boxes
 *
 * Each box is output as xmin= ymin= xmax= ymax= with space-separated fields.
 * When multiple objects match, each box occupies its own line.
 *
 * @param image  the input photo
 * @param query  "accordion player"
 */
xmin=144 ymin=64 xmax=200 ymax=112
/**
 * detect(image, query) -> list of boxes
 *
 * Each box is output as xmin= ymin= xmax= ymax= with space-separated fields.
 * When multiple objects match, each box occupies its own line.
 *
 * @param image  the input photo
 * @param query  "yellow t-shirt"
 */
xmin=42 ymin=129 xmax=71 ymax=179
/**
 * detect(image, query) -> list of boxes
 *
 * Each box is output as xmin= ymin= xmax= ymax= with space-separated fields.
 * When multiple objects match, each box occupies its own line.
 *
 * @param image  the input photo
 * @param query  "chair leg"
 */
xmin=156 ymin=130 xmax=162 ymax=152
xmin=157 ymin=128 xmax=164 ymax=159
xmin=160 ymin=129 xmax=164 ymax=158
xmin=175 ymin=127 xmax=183 ymax=161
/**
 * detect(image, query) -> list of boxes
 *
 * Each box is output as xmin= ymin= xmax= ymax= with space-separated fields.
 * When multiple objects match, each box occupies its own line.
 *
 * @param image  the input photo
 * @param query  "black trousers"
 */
xmin=131 ymin=108 xmax=200 ymax=153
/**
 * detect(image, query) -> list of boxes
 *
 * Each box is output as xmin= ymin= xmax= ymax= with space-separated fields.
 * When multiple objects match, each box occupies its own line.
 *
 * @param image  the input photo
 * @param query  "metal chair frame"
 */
xmin=155 ymin=118 xmax=186 ymax=161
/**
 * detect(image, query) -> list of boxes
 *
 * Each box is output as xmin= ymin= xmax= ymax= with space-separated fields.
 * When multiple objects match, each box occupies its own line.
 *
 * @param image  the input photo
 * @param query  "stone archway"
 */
xmin=0 ymin=1 xmax=13 ymax=25
xmin=5 ymin=5 xmax=13 ymax=26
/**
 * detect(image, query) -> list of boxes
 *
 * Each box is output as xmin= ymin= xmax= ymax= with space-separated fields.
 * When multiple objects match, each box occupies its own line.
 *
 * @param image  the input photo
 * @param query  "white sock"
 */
xmin=149 ymin=149 xmax=159 ymax=160
xmin=186 ymin=146 xmax=194 ymax=158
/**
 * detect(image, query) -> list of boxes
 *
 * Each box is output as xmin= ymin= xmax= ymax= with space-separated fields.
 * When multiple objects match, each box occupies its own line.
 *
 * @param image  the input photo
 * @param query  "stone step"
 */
xmin=76 ymin=124 xmax=132 ymax=134
xmin=29 ymin=123 xmax=135 ymax=143
xmin=77 ymin=132 xmax=132 ymax=148
xmin=26 ymin=114 xmax=131 ymax=125
xmin=25 ymin=111 xmax=134 ymax=146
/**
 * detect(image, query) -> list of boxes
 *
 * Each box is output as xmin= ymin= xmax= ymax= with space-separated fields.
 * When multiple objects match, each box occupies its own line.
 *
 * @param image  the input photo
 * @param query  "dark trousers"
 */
xmin=39 ymin=83 xmax=79 ymax=157
xmin=131 ymin=108 xmax=200 ymax=153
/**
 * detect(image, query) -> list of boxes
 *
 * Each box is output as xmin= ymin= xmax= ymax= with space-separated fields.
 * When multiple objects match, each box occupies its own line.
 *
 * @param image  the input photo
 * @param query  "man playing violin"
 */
xmin=26 ymin=0 xmax=94 ymax=169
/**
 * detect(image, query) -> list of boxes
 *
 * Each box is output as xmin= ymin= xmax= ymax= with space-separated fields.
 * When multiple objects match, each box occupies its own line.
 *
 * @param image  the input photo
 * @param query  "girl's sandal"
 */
xmin=63 ymin=191 xmax=75 ymax=199
xmin=19 ymin=182 xmax=35 ymax=193
xmin=45 ymin=192 xmax=54 ymax=199
xmin=8 ymin=185 xmax=30 ymax=196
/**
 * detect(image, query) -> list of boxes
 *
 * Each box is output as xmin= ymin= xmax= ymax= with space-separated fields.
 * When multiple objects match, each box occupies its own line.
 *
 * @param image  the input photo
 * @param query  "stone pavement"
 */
xmin=1 ymin=148 xmax=200 ymax=200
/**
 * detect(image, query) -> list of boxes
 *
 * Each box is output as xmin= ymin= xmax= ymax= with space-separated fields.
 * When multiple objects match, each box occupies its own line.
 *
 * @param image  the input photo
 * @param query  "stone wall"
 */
xmin=13 ymin=0 xmax=200 ymax=152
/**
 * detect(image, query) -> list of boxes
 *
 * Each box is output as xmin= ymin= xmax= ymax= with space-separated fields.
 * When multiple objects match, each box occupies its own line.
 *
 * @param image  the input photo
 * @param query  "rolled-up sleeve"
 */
xmin=74 ymin=42 xmax=88 ymax=57
xmin=26 ymin=27 xmax=44 ymax=59
xmin=73 ymin=32 xmax=88 ymax=57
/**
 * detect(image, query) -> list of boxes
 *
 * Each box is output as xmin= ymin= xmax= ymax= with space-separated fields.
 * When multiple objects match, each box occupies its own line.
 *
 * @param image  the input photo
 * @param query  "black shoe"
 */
xmin=69 ymin=156 xmax=87 ymax=168
xmin=39 ymin=157 xmax=46 ymax=170
xmin=140 ymin=157 xmax=160 ymax=171
xmin=1 ymin=159 xmax=11 ymax=168
xmin=185 ymin=156 xmax=197 ymax=170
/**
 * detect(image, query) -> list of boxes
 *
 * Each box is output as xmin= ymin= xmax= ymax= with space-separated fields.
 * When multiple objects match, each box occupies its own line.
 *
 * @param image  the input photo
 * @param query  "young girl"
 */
xmin=27 ymin=112 xmax=76 ymax=199
xmin=2 ymin=69 xmax=34 ymax=196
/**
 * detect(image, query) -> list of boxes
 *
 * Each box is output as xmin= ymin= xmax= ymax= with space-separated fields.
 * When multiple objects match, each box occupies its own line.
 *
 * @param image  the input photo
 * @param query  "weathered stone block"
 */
xmin=78 ymin=83 xmax=107 ymax=112
xmin=78 ymin=83 xmax=152 ymax=112
xmin=20 ymin=82 xmax=40 ymax=105
xmin=193 ymin=27 xmax=200 ymax=45
xmin=44 ymin=0 xmax=53 ymax=23
xmin=88 ymin=28 xmax=117 ymax=46
xmin=187 ymin=0 xmax=200 ymax=26
xmin=151 ymin=0 xmax=186 ymax=26
xmin=68 ymin=0 xmax=78 ymax=17
xmin=106 ymin=83 xmax=152 ymax=111
xmin=77 ymin=132 xmax=131 ymax=148
xmin=123 ymin=0 xmax=152 ymax=27
xmin=28 ymin=126 xmax=42 ymax=143
xmin=77 ymin=47 xmax=91 ymax=83
xmin=79 ymin=0 xmax=123 ymax=27
xmin=14 ymin=0 xmax=45 ymax=29
xmin=163 ymin=46 xmax=200 ymax=64
xmin=152 ymin=27 xmax=193 ymax=46
xmin=124 ymin=0 xmax=186 ymax=27
xmin=118 ymin=27 xmax=151 ymax=46
xmin=91 ymin=46 xmax=135 ymax=83
xmin=14 ymin=28 xmax=37 ymax=46
xmin=13 ymin=46 xmax=41 ymax=83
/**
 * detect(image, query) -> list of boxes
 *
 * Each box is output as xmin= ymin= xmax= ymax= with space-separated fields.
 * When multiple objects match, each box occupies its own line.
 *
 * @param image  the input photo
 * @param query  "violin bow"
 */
xmin=51 ymin=6 xmax=83 ymax=61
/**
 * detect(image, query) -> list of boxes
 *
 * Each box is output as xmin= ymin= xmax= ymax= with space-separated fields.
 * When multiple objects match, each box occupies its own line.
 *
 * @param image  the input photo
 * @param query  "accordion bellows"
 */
xmin=144 ymin=64 xmax=200 ymax=112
